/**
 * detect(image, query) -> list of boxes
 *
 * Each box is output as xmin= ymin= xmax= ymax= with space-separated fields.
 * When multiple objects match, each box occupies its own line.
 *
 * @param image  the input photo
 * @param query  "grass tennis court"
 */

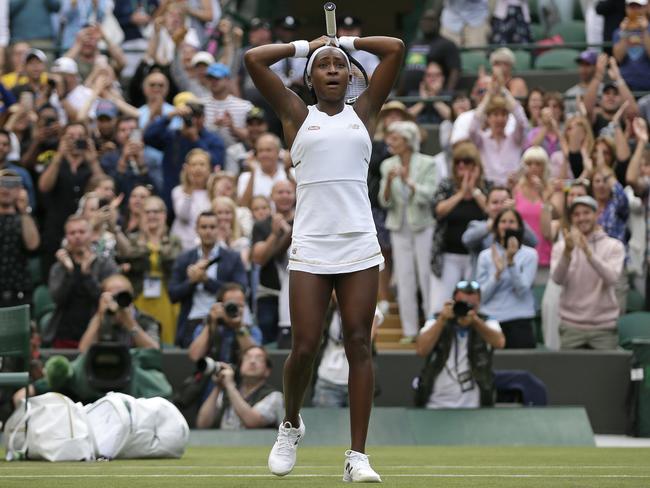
xmin=1 ymin=445 xmax=649 ymax=487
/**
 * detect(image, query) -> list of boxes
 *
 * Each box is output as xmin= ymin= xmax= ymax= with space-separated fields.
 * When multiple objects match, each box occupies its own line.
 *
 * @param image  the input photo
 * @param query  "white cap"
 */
xmin=191 ymin=51 xmax=216 ymax=67
xmin=627 ymin=0 xmax=648 ymax=5
xmin=51 ymin=57 xmax=78 ymax=75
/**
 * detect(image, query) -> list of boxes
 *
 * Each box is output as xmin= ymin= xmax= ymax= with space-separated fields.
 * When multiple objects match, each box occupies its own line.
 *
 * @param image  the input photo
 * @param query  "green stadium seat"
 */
xmin=549 ymin=21 xmax=586 ymax=44
xmin=513 ymin=50 xmax=531 ymax=72
xmin=461 ymin=51 xmax=488 ymax=74
xmin=534 ymin=48 xmax=581 ymax=70
xmin=573 ymin=0 xmax=584 ymax=21
xmin=32 ymin=284 xmax=55 ymax=322
xmin=627 ymin=288 xmax=646 ymax=314
xmin=530 ymin=23 xmax=546 ymax=42
xmin=0 ymin=305 xmax=31 ymax=390
xmin=28 ymin=256 xmax=42 ymax=286
xmin=618 ymin=312 xmax=650 ymax=349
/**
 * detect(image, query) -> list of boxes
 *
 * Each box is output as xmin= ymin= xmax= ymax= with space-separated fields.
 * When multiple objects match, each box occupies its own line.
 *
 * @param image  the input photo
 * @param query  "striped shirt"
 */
xmin=201 ymin=94 xmax=253 ymax=140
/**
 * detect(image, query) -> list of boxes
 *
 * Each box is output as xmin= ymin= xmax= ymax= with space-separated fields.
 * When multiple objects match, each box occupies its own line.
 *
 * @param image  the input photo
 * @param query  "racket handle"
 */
xmin=324 ymin=2 xmax=337 ymax=38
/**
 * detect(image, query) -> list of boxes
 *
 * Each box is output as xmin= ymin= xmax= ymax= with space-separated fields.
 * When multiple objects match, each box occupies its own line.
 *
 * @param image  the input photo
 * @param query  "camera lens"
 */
xmin=113 ymin=291 xmax=133 ymax=309
xmin=453 ymin=300 xmax=472 ymax=318
xmin=224 ymin=301 xmax=240 ymax=318
xmin=196 ymin=357 xmax=221 ymax=376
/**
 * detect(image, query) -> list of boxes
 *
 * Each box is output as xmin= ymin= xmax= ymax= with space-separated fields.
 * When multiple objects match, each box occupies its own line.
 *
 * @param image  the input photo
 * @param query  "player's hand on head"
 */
xmin=308 ymin=36 xmax=331 ymax=53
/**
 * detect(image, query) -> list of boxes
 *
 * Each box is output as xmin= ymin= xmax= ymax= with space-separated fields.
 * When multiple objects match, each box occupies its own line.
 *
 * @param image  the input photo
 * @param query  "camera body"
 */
xmin=182 ymin=102 xmax=204 ymax=127
xmin=452 ymin=300 xmax=474 ymax=318
xmin=216 ymin=300 xmax=240 ymax=326
xmin=196 ymin=357 xmax=222 ymax=376
xmin=74 ymin=139 xmax=88 ymax=151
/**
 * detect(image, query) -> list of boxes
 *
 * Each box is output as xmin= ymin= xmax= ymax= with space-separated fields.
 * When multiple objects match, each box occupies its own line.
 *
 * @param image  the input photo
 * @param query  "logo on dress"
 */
xmin=348 ymin=124 xmax=360 ymax=129
xmin=307 ymin=125 xmax=320 ymax=130
xmin=291 ymin=247 xmax=297 ymax=255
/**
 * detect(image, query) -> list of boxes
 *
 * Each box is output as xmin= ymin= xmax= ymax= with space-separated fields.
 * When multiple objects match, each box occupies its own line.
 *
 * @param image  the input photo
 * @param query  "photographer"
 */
xmin=415 ymin=281 xmax=505 ymax=409
xmin=79 ymin=274 xmax=160 ymax=353
xmin=0 ymin=169 xmax=40 ymax=307
xmin=144 ymin=94 xmax=225 ymax=214
xmin=188 ymin=282 xmax=261 ymax=365
xmin=196 ymin=346 xmax=283 ymax=429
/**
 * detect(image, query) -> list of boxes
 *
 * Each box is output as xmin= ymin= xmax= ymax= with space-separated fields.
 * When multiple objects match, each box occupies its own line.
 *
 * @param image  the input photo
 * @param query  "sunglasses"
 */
xmin=454 ymin=158 xmax=475 ymax=166
xmin=455 ymin=280 xmax=480 ymax=293
xmin=147 ymin=82 xmax=165 ymax=88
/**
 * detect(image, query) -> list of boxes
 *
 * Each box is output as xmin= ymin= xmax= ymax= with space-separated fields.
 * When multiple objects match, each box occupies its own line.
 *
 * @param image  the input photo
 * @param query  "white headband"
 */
xmin=305 ymin=45 xmax=351 ymax=79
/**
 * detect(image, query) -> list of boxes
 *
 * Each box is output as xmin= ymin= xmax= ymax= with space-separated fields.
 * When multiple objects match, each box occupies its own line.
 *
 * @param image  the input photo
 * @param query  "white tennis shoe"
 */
xmin=268 ymin=415 xmax=305 ymax=476
xmin=343 ymin=449 xmax=382 ymax=482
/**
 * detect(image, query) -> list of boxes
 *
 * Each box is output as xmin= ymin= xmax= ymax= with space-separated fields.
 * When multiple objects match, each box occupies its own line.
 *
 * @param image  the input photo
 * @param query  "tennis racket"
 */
xmin=322 ymin=2 xmax=369 ymax=105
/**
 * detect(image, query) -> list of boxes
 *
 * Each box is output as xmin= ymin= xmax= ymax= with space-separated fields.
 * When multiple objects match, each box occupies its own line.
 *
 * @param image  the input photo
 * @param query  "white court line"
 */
xmin=2 ymin=474 xmax=650 ymax=479
xmin=0 ymin=464 xmax=647 ymax=470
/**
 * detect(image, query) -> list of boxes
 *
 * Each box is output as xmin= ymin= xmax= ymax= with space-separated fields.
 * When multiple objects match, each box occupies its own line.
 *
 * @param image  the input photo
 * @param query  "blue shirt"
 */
xmin=476 ymin=244 xmax=538 ymax=322
xmin=613 ymin=27 xmax=650 ymax=90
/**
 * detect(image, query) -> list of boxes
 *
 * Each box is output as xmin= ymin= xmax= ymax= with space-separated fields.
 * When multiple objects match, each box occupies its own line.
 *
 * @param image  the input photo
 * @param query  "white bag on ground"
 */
xmin=3 ymin=393 xmax=95 ymax=462
xmin=85 ymin=392 xmax=189 ymax=459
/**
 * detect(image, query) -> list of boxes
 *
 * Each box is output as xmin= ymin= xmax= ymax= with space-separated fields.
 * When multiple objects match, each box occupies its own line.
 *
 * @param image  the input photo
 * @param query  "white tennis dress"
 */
xmin=288 ymin=104 xmax=384 ymax=274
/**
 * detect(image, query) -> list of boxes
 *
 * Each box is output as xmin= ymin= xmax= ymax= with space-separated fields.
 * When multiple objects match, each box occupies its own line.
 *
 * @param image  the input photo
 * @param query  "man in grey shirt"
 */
xmin=565 ymin=51 xmax=601 ymax=115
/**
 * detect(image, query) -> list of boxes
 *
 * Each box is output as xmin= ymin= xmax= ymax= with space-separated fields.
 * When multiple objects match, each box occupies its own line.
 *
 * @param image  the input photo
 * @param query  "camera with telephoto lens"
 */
xmin=453 ymin=300 xmax=474 ymax=318
xmin=196 ymin=357 xmax=222 ymax=376
xmin=113 ymin=290 xmax=133 ymax=309
xmin=182 ymin=102 xmax=204 ymax=127
xmin=216 ymin=300 xmax=240 ymax=326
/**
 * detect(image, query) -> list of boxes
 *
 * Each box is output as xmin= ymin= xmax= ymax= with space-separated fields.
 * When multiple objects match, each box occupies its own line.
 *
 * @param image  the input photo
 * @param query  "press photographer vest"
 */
xmin=414 ymin=318 xmax=495 ymax=407
xmin=213 ymin=382 xmax=277 ymax=429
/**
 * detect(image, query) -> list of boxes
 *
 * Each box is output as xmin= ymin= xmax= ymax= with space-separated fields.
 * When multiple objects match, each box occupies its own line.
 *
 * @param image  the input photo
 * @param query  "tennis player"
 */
xmin=245 ymin=33 xmax=403 ymax=482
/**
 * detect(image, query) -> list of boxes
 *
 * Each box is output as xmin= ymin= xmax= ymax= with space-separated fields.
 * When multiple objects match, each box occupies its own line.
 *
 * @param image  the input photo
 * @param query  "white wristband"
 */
xmin=291 ymin=40 xmax=310 ymax=58
xmin=338 ymin=36 xmax=358 ymax=52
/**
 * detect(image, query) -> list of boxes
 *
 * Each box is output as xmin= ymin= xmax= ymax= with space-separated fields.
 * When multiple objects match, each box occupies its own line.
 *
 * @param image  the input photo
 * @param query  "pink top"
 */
xmin=514 ymin=189 xmax=552 ymax=266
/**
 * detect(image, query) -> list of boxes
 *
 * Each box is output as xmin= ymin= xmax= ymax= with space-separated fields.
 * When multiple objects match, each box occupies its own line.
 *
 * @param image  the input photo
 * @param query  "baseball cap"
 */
xmin=25 ymin=48 xmax=47 ymax=63
xmin=173 ymin=91 xmax=200 ymax=109
xmin=51 ymin=57 xmax=78 ymax=75
xmin=95 ymin=100 xmax=118 ymax=119
xmin=603 ymin=81 xmax=619 ymax=92
xmin=249 ymin=17 xmax=271 ymax=31
xmin=575 ymin=50 xmax=597 ymax=65
xmin=626 ymin=0 xmax=648 ymax=5
xmin=206 ymin=63 xmax=231 ymax=79
xmin=191 ymin=51 xmax=215 ymax=67
xmin=275 ymin=15 xmax=300 ymax=30
xmin=569 ymin=195 xmax=598 ymax=213
xmin=246 ymin=106 xmax=266 ymax=122
xmin=339 ymin=15 xmax=362 ymax=28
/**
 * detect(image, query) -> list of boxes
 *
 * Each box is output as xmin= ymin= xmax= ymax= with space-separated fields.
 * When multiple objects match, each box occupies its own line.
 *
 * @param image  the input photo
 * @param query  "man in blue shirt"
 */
xmin=613 ymin=0 xmax=650 ymax=91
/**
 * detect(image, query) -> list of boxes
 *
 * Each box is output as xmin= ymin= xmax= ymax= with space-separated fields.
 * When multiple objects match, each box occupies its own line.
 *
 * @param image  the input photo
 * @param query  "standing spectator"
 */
xmin=201 ymin=62 xmax=253 ymax=146
xmin=551 ymin=196 xmax=625 ymax=349
xmin=593 ymin=165 xmax=630 ymax=244
xmin=270 ymin=15 xmax=307 ymax=92
xmin=47 ymin=215 xmax=118 ymax=347
xmin=490 ymin=0 xmax=532 ymax=45
xmin=406 ymin=62 xmax=451 ymax=124
xmin=171 ymin=148 xmax=213 ymax=250
xmin=64 ymin=23 xmax=127 ymax=81
xmin=8 ymin=0 xmax=59 ymax=49
xmin=207 ymin=170 xmax=253 ymax=238
xmin=113 ymin=0 xmax=159 ymax=78
xmin=430 ymin=141 xmax=488 ymax=314
xmin=415 ymin=280 xmax=505 ymax=409
xmin=440 ymin=0 xmax=490 ymax=47
xmin=119 ymin=196 xmax=182 ymax=346
xmin=212 ymin=196 xmax=250 ymax=268
xmin=555 ymin=115 xmax=595 ymax=180
xmin=1 ymin=42 xmax=31 ymax=89
xmin=120 ymin=184 xmax=152 ymax=235
xmin=476 ymin=208 xmax=539 ymax=348
xmin=379 ymin=121 xmax=437 ymax=342
xmin=251 ymin=180 xmax=295 ymax=344
xmin=439 ymin=92 xmax=472 ymax=155
xmin=171 ymin=50 xmax=214 ymax=103
xmin=12 ymin=49 xmax=48 ymax=102
xmin=49 ymin=56 xmax=91 ymax=122
xmin=225 ymin=106 xmax=269 ymax=176
xmin=489 ymin=47 xmax=528 ymax=98
xmin=469 ymin=83 xmax=528 ymax=186
xmin=525 ymin=93 xmax=565 ymax=157
xmin=38 ymin=122 xmax=104 ymax=275
xmin=59 ymin=0 xmax=108 ymax=51
xmin=236 ymin=133 xmax=291 ymax=208
xmin=168 ymin=211 xmax=247 ymax=347
xmin=143 ymin=95 xmax=224 ymax=212
xmin=525 ymin=88 xmax=544 ymax=128
xmin=0 ymin=170 xmax=39 ymax=307
xmin=0 ymin=129 xmax=35 ymax=207
xmin=612 ymin=0 xmax=650 ymax=91
xmin=336 ymin=15 xmax=380 ymax=77
xmin=596 ymin=0 xmax=627 ymax=53
xmin=565 ymin=51 xmax=600 ymax=115
xmin=399 ymin=8 xmax=460 ymax=95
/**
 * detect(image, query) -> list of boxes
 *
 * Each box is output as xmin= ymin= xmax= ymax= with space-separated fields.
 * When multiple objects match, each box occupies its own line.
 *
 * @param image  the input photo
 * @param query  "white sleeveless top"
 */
xmin=290 ymin=104 xmax=375 ymax=237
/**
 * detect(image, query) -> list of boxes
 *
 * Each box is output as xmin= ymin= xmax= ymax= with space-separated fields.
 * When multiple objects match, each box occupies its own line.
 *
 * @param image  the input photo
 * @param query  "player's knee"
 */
xmin=290 ymin=342 xmax=320 ymax=366
xmin=343 ymin=331 xmax=372 ymax=361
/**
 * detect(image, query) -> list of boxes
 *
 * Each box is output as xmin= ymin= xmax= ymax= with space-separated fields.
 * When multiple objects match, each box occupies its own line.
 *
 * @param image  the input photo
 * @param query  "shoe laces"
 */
xmin=275 ymin=422 xmax=301 ymax=455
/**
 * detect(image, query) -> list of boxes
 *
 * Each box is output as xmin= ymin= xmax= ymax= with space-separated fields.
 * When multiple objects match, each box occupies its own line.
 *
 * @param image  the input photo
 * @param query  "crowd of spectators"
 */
xmin=0 ymin=1 xmax=649 ymax=424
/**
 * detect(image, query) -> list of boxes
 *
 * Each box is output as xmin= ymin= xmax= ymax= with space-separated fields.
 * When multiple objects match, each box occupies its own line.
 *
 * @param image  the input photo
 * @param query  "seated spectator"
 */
xmin=513 ymin=147 xmax=562 ymax=284
xmin=5 ymin=102 xmax=37 ymax=161
xmin=64 ymin=23 xmax=127 ymax=81
xmin=551 ymin=196 xmax=625 ymax=350
xmin=489 ymin=47 xmax=528 ymax=98
xmin=0 ymin=128 xmax=35 ymax=208
xmin=49 ymin=56 xmax=91 ymax=122
xmin=379 ymin=121 xmax=437 ymax=341
xmin=1 ymin=43 xmax=38 ymax=90
xmin=439 ymin=93 xmax=471 ymax=155
xmin=490 ymin=0 xmax=532 ymax=46
xmin=225 ymin=107 xmax=269 ymax=176
xmin=237 ymin=133 xmax=291 ymax=208
xmin=251 ymin=195 xmax=272 ymax=223
xmin=171 ymin=48 xmax=214 ymax=100
xmin=148 ymin=1 xmax=200 ymax=68
xmin=119 ymin=196 xmax=182 ymax=347
xmin=462 ymin=186 xmax=538 ymax=275
xmin=469 ymin=81 xmax=527 ymax=186
xmin=120 ymin=184 xmax=152 ymax=235
xmin=336 ymin=15 xmax=380 ymax=76
xmin=47 ymin=215 xmax=119 ymax=348
xmin=415 ymin=280 xmax=505 ymax=409
xmin=113 ymin=0 xmax=158 ymax=78
xmin=12 ymin=49 xmax=48 ymax=104
xmin=212 ymin=196 xmax=251 ymax=267
xmin=201 ymin=62 xmax=253 ymax=147
xmin=476 ymin=208 xmax=538 ymax=348
xmin=525 ymin=93 xmax=565 ymax=157
xmin=406 ymin=61 xmax=451 ymax=124
xmin=525 ymin=88 xmax=544 ymax=128
xmin=565 ymin=51 xmax=600 ymax=115
xmin=171 ymin=148 xmax=213 ymax=250
xmin=312 ymin=294 xmax=382 ymax=407
xmin=19 ymin=105 xmax=63 ymax=177
xmin=399 ymin=8 xmax=460 ymax=95
xmin=440 ymin=0 xmax=490 ymax=47
xmin=188 ymin=282 xmax=262 ymax=365
xmin=251 ymin=180 xmax=295 ymax=344
xmin=592 ymin=165 xmax=630 ymax=244
xmin=612 ymin=0 xmax=650 ymax=91
xmin=77 ymin=189 xmax=127 ymax=261
xmin=168 ymin=211 xmax=248 ymax=347
xmin=0 ymin=170 xmax=40 ymax=308
xmin=143 ymin=94 xmax=225 ymax=212
xmin=38 ymin=122 xmax=105 ymax=275
xmin=208 ymin=171 xmax=254 ymax=238
xmin=100 ymin=116 xmax=159 ymax=198
xmin=430 ymin=141 xmax=488 ymax=314
xmin=555 ymin=114 xmax=595 ymax=180
xmin=196 ymin=345 xmax=283 ymax=429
